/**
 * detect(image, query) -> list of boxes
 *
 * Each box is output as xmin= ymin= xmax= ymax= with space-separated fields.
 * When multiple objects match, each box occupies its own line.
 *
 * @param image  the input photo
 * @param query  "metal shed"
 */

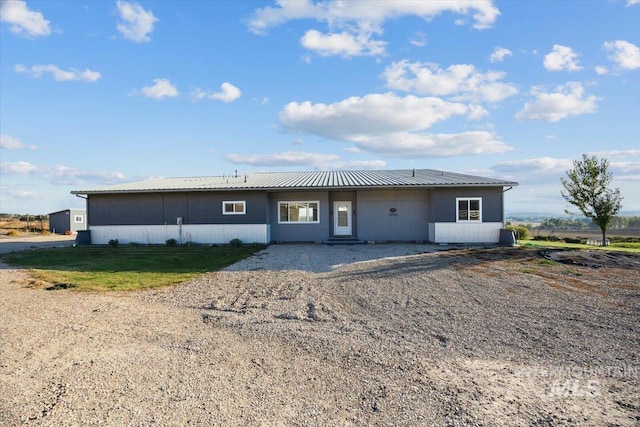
xmin=48 ymin=209 xmax=87 ymax=234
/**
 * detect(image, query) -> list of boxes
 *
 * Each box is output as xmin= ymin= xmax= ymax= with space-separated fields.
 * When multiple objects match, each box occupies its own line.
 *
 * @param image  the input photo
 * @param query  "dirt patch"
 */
xmin=1 ymin=247 xmax=638 ymax=426
xmin=541 ymin=248 xmax=640 ymax=269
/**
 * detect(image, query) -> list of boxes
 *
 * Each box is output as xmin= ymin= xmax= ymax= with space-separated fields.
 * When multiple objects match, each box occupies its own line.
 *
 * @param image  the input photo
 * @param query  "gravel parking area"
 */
xmin=0 ymin=235 xmax=76 ymax=254
xmin=1 ymin=245 xmax=638 ymax=426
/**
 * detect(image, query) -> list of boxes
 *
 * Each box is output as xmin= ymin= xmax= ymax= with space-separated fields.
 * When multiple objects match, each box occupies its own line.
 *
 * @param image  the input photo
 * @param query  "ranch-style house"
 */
xmin=71 ymin=169 xmax=518 ymax=245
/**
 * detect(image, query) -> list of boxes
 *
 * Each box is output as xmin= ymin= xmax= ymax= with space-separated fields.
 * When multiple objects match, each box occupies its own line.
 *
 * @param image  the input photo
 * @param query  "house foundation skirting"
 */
xmin=429 ymin=222 xmax=503 ymax=244
xmin=88 ymin=224 xmax=270 ymax=245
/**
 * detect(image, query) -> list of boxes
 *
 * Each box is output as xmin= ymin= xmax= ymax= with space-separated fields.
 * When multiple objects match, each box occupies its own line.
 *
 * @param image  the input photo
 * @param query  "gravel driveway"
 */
xmin=1 ymin=245 xmax=638 ymax=426
xmin=0 ymin=235 xmax=76 ymax=254
xmin=223 ymin=243 xmax=446 ymax=273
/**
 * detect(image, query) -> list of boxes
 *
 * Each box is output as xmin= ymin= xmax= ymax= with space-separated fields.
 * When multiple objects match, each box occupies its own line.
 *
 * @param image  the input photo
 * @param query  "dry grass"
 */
xmin=0 ymin=219 xmax=49 ymax=236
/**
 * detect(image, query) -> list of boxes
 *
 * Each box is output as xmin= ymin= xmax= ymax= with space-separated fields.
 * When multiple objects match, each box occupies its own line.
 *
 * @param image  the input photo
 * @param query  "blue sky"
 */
xmin=1 ymin=0 xmax=639 ymax=215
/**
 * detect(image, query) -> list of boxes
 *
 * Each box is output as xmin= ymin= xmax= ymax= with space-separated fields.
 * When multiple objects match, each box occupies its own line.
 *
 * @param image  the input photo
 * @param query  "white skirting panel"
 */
xmin=88 ymin=224 xmax=271 ymax=245
xmin=430 ymin=222 xmax=502 ymax=244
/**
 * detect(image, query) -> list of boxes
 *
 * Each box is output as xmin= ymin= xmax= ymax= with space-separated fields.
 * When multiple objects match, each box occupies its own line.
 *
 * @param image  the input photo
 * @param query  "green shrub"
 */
xmin=229 ymin=238 xmax=242 ymax=247
xmin=564 ymin=237 xmax=583 ymax=244
xmin=108 ymin=239 xmax=119 ymax=247
xmin=533 ymin=235 xmax=561 ymax=242
xmin=506 ymin=224 xmax=530 ymax=240
xmin=165 ymin=238 xmax=177 ymax=247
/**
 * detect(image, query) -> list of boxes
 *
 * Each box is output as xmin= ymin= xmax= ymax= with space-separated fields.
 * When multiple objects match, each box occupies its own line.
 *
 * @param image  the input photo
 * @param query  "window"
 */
xmin=456 ymin=198 xmax=482 ymax=222
xmin=278 ymin=201 xmax=319 ymax=223
xmin=223 ymin=201 xmax=246 ymax=215
xmin=74 ymin=215 xmax=84 ymax=223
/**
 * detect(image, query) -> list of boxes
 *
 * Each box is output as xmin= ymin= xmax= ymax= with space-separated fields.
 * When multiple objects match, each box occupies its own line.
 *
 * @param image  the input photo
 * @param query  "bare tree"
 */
xmin=561 ymin=154 xmax=623 ymax=246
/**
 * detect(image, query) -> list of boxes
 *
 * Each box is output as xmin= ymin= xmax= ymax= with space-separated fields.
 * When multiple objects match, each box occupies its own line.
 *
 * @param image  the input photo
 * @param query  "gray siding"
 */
xmin=187 ymin=192 xmax=267 ymax=224
xmin=49 ymin=211 xmax=68 ymax=234
xmin=268 ymin=191 xmax=329 ymax=242
xmin=431 ymin=187 xmax=504 ymax=222
xmin=357 ymin=189 xmax=429 ymax=242
xmin=88 ymin=192 xmax=268 ymax=226
xmin=89 ymin=194 xmax=163 ymax=225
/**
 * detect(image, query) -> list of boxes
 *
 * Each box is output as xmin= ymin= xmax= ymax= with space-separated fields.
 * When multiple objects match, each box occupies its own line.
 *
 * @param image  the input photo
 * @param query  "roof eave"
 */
xmin=71 ymin=181 xmax=518 ymax=195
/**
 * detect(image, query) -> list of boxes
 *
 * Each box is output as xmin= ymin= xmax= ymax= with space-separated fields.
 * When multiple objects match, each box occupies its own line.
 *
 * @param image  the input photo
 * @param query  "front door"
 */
xmin=334 ymin=201 xmax=352 ymax=236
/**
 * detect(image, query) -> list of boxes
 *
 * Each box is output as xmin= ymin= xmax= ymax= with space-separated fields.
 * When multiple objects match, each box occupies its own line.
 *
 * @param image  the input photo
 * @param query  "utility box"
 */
xmin=75 ymin=230 xmax=91 ymax=245
xmin=499 ymin=228 xmax=516 ymax=246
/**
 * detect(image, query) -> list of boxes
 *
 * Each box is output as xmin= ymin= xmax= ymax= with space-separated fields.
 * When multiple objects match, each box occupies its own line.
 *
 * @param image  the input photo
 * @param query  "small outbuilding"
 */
xmin=71 ymin=169 xmax=517 ymax=245
xmin=48 ymin=209 xmax=87 ymax=234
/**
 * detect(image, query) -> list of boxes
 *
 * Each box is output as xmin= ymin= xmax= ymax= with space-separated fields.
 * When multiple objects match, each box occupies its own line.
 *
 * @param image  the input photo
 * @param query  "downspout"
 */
xmin=75 ymin=194 xmax=88 ymax=220
xmin=502 ymin=186 xmax=513 ymax=226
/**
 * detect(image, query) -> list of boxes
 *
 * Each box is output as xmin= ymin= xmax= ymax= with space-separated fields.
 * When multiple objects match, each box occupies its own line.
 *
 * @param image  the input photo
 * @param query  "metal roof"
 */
xmin=71 ymin=169 xmax=518 ymax=195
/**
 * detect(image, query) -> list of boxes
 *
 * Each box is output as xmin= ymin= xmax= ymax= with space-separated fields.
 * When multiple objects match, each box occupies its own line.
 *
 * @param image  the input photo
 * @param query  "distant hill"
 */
xmin=506 ymin=210 xmax=640 ymax=222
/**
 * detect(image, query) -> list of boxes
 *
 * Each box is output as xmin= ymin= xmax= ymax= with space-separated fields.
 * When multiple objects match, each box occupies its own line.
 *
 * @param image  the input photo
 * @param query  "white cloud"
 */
xmin=137 ymin=78 xmax=179 ymax=99
xmin=280 ymin=93 xmax=469 ymax=140
xmin=0 ymin=134 xmax=36 ymax=150
xmin=300 ymin=29 xmax=386 ymax=57
xmin=0 ymin=161 xmax=40 ymax=175
xmin=610 ymin=161 xmax=640 ymax=176
xmin=278 ymin=93 xmax=511 ymax=158
xmin=192 ymin=82 xmax=242 ymax=103
xmin=248 ymin=0 xmax=500 ymax=34
xmin=492 ymin=157 xmax=573 ymax=176
xmin=343 ymin=147 xmax=361 ymax=153
xmin=543 ymin=44 xmax=582 ymax=72
xmin=226 ymin=151 xmax=339 ymax=168
xmin=0 ymin=161 xmax=126 ymax=185
xmin=0 ymin=0 xmax=51 ymax=38
xmin=14 ymin=64 xmax=101 ymax=82
xmin=589 ymin=149 xmax=640 ymax=158
xmin=627 ymin=0 xmax=640 ymax=6
xmin=338 ymin=160 xmax=387 ymax=169
xmin=489 ymin=47 xmax=512 ymax=63
xmin=348 ymin=131 xmax=511 ymax=158
xmin=492 ymin=155 xmax=640 ymax=185
xmin=409 ymin=31 xmax=426 ymax=47
xmin=2 ymin=188 xmax=41 ymax=199
xmin=226 ymin=151 xmax=387 ymax=170
xmin=515 ymin=82 xmax=599 ymax=122
xmin=42 ymin=165 xmax=126 ymax=185
xmin=248 ymin=0 xmax=498 ymax=58
xmin=196 ymin=83 xmax=242 ymax=102
xmin=594 ymin=65 xmax=608 ymax=75
xmin=466 ymin=104 xmax=490 ymax=120
xmin=603 ymin=40 xmax=640 ymax=70
xmin=116 ymin=0 xmax=158 ymax=43
xmin=382 ymin=60 xmax=518 ymax=103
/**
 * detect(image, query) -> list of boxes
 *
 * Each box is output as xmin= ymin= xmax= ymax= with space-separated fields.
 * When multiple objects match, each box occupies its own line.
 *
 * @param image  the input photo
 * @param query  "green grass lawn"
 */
xmin=519 ymin=240 xmax=640 ymax=253
xmin=1 ymin=245 xmax=265 ymax=291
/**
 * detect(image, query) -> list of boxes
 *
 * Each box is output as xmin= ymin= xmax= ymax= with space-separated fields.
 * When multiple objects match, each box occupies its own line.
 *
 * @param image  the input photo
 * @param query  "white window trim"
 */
xmin=222 ymin=201 xmax=246 ymax=215
xmin=278 ymin=201 xmax=320 ymax=224
xmin=74 ymin=215 xmax=84 ymax=223
xmin=456 ymin=197 xmax=482 ymax=222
